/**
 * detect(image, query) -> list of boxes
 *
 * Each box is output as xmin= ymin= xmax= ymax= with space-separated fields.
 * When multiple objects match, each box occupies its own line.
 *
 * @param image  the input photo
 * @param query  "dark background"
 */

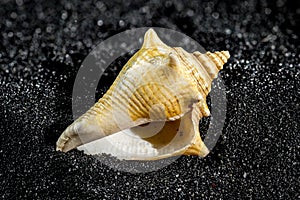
xmin=0 ymin=0 xmax=299 ymax=199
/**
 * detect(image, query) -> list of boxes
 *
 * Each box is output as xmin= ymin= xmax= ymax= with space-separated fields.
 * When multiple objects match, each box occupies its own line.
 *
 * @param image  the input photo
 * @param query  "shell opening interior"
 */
xmin=77 ymin=110 xmax=200 ymax=160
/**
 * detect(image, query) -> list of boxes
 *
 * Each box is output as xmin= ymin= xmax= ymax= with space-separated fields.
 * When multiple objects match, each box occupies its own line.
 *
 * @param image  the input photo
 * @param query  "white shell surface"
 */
xmin=77 ymin=104 xmax=199 ymax=160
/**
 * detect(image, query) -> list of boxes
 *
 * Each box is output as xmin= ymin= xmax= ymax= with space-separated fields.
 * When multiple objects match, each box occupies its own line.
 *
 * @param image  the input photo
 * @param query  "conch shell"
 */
xmin=56 ymin=29 xmax=230 ymax=160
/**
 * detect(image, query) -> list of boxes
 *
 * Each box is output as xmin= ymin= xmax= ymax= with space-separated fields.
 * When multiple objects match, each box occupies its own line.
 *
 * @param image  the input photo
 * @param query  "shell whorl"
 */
xmin=193 ymin=50 xmax=230 ymax=80
xmin=173 ymin=48 xmax=230 ymax=97
xmin=206 ymin=51 xmax=230 ymax=70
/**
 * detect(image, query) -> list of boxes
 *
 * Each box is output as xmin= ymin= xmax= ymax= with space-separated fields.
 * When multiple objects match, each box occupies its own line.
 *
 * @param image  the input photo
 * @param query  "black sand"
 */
xmin=0 ymin=0 xmax=299 ymax=199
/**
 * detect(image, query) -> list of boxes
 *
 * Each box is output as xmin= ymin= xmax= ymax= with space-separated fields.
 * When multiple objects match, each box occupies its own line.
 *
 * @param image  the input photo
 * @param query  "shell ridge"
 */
xmin=173 ymin=47 xmax=208 ymax=96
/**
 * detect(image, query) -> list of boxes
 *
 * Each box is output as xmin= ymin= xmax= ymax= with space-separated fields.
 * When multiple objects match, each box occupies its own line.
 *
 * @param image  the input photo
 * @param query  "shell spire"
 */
xmin=193 ymin=50 xmax=230 ymax=80
xmin=56 ymin=29 xmax=230 ymax=160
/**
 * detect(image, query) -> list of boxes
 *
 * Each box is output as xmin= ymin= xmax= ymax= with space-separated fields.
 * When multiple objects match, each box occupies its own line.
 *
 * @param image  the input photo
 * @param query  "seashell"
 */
xmin=56 ymin=28 xmax=230 ymax=160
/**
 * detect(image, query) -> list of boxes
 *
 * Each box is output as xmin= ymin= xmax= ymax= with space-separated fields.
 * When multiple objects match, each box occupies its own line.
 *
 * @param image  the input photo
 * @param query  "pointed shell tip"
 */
xmin=142 ymin=28 xmax=169 ymax=49
xmin=221 ymin=51 xmax=230 ymax=59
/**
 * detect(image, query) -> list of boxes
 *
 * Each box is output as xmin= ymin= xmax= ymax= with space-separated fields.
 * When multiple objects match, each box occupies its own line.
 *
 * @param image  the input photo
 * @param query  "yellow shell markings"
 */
xmin=56 ymin=28 xmax=230 ymax=160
